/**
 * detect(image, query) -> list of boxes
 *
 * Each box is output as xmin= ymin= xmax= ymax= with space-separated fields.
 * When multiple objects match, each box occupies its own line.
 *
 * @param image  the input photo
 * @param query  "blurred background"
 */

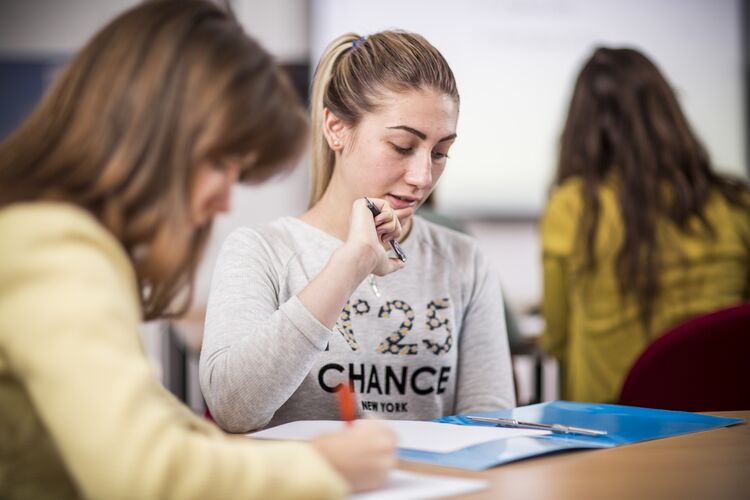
xmin=1 ymin=0 xmax=747 ymax=411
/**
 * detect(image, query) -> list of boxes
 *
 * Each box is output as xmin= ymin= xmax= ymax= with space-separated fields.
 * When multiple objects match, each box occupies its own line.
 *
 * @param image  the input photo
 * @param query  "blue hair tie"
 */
xmin=352 ymin=36 xmax=366 ymax=48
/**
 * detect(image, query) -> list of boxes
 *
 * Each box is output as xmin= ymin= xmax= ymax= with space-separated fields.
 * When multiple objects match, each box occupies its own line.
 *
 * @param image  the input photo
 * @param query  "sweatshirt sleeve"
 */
xmin=0 ymin=214 xmax=348 ymax=500
xmin=453 ymin=245 xmax=517 ymax=414
xmin=200 ymin=228 xmax=335 ymax=432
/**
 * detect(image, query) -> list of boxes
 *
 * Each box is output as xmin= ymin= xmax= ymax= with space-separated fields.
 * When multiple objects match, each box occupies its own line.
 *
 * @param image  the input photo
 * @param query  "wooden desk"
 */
xmin=399 ymin=411 xmax=749 ymax=500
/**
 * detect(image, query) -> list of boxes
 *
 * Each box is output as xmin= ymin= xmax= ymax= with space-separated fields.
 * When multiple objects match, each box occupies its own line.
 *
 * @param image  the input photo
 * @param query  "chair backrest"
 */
xmin=618 ymin=303 xmax=750 ymax=412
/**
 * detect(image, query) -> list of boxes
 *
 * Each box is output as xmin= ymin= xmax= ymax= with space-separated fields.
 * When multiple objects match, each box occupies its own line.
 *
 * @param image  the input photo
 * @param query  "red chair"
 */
xmin=618 ymin=303 xmax=750 ymax=412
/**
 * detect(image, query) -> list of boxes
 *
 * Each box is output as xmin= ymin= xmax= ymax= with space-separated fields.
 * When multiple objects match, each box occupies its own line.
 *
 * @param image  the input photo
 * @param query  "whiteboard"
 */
xmin=310 ymin=0 xmax=745 ymax=217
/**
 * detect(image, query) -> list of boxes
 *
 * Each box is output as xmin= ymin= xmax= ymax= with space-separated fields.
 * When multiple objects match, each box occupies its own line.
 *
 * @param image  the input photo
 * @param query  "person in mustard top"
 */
xmin=539 ymin=47 xmax=750 ymax=404
xmin=0 ymin=2 xmax=397 ymax=499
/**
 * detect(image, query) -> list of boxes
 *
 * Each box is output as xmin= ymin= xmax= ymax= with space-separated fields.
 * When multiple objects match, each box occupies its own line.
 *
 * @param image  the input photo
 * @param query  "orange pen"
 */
xmin=336 ymin=383 xmax=357 ymax=424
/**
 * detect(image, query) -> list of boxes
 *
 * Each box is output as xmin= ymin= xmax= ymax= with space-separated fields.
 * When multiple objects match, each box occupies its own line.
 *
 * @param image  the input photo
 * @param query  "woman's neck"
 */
xmin=299 ymin=181 xmax=352 ymax=241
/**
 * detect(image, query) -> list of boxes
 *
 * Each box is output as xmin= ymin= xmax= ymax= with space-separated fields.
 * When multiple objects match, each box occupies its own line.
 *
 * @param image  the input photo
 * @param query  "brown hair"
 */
xmin=554 ymin=47 xmax=749 ymax=333
xmin=0 ymin=0 xmax=307 ymax=319
xmin=309 ymin=30 xmax=459 ymax=206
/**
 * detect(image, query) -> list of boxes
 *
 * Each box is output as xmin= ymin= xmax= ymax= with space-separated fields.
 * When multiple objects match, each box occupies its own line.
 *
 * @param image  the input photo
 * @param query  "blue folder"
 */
xmin=397 ymin=401 xmax=743 ymax=470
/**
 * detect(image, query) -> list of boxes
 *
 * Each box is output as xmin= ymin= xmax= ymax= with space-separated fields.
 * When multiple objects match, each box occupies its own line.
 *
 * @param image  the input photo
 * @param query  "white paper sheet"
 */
xmin=350 ymin=470 xmax=488 ymax=500
xmin=248 ymin=419 xmax=549 ymax=454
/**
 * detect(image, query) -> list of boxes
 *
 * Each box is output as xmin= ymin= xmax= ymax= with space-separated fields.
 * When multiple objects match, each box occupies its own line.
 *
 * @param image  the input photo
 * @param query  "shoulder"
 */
xmin=541 ymin=178 xmax=588 ymax=255
xmin=709 ymin=185 xmax=750 ymax=216
xmin=221 ymin=216 xmax=290 ymax=249
xmin=705 ymin=187 xmax=750 ymax=241
xmin=216 ymin=216 xmax=306 ymax=269
xmin=0 ymin=202 xmax=141 ymax=342
xmin=0 ymin=201 xmax=106 ymax=239
xmin=543 ymin=177 xmax=586 ymax=216
xmin=410 ymin=216 xmax=496 ymax=293
xmin=0 ymin=202 xmax=134 ymax=283
xmin=410 ymin=217 xmax=502 ymax=307
xmin=411 ymin=215 xmax=481 ymax=266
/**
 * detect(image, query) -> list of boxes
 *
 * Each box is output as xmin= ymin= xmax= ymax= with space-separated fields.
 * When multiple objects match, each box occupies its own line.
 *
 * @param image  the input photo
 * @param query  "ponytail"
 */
xmin=309 ymin=34 xmax=359 ymax=206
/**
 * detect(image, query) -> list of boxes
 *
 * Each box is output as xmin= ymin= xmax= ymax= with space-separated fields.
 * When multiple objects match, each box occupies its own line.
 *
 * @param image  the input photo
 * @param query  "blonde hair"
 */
xmin=309 ymin=30 xmax=459 ymax=206
xmin=0 ymin=0 xmax=308 ymax=319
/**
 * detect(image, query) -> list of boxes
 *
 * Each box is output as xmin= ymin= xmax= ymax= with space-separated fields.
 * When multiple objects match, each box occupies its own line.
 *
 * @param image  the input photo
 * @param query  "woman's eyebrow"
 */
xmin=386 ymin=125 xmax=456 ymax=143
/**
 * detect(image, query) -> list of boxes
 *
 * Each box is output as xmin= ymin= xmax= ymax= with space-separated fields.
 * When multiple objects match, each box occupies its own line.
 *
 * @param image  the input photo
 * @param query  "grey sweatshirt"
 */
xmin=200 ymin=216 xmax=515 ymax=433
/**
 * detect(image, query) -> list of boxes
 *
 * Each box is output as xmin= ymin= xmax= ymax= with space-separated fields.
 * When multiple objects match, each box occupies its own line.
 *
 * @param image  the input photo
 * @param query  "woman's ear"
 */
xmin=323 ymin=107 xmax=347 ymax=151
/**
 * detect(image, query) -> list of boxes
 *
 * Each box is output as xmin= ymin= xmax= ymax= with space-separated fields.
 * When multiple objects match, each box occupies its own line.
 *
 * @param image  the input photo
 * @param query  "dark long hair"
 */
xmin=0 ymin=0 xmax=307 ymax=319
xmin=554 ymin=47 xmax=749 ymax=333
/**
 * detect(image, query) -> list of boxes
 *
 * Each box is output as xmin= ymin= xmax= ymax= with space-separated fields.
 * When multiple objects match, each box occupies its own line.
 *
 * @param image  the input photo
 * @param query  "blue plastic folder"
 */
xmin=398 ymin=401 xmax=743 ymax=470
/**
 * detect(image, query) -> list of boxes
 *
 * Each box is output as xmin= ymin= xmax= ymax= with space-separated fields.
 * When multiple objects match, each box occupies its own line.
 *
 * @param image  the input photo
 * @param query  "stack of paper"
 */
xmin=248 ymin=419 xmax=549 ymax=453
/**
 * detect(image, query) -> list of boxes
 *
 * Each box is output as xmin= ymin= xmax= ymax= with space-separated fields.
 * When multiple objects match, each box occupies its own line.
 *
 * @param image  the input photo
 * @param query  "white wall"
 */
xmin=233 ymin=0 xmax=308 ymax=62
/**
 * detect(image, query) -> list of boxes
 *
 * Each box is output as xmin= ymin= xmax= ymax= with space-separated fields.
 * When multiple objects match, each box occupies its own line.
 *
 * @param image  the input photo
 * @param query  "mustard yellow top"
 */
xmin=539 ymin=178 xmax=750 ymax=403
xmin=0 ymin=203 xmax=349 ymax=500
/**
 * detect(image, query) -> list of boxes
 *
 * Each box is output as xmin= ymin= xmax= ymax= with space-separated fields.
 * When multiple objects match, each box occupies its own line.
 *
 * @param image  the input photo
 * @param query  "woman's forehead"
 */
xmin=362 ymin=88 xmax=458 ymax=136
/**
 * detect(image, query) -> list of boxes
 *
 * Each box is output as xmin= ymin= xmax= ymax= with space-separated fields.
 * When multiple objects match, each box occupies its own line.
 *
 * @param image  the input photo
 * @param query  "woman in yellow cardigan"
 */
xmin=540 ymin=47 xmax=750 ymax=404
xmin=0 ymin=1 xmax=396 ymax=499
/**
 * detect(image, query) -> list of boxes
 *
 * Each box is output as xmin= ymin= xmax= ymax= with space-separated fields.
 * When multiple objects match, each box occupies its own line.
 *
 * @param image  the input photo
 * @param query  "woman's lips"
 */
xmin=385 ymin=194 xmax=418 ymax=210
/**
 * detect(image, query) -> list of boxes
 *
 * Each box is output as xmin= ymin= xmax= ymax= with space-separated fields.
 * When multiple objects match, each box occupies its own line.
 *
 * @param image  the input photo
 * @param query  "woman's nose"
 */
xmin=404 ymin=153 xmax=433 ymax=189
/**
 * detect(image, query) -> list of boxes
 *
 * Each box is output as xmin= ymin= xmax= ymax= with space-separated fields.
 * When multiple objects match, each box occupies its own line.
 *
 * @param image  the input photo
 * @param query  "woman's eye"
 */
xmin=432 ymin=151 xmax=449 ymax=160
xmin=391 ymin=144 xmax=413 ymax=155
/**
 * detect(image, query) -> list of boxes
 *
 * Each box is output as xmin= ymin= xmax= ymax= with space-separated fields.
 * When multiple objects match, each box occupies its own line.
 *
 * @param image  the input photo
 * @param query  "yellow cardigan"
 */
xmin=539 ymin=178 xmax=750 ymax=403
xmin=0 ymin=203 xmax=348 ymax=500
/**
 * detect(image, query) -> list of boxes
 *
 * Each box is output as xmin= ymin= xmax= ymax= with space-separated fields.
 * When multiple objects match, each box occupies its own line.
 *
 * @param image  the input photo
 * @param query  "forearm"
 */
xmin=131 ymin=419 xmax=349 ymax=500
xmin=44 ymin=357 xmax=347 ymax=500
xmin=201 ymin=297 xmax=332 ymax=432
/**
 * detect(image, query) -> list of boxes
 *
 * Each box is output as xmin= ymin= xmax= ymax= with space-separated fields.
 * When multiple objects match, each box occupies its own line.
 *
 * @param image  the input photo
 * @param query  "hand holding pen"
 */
xmin=364 ymin=197 xmax=407 ymax=262
xmin=310 ymin=384 xmax=397 ymax=492
xmin=296 ymin=198 xmax=404 ymax=330
xmin=346 ymin=197 xmax=405 ymax=276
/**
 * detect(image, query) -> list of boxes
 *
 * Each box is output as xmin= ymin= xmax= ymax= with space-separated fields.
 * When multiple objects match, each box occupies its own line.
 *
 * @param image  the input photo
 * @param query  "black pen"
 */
xmin=363 ymin=197 xmax=407 ymax=262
